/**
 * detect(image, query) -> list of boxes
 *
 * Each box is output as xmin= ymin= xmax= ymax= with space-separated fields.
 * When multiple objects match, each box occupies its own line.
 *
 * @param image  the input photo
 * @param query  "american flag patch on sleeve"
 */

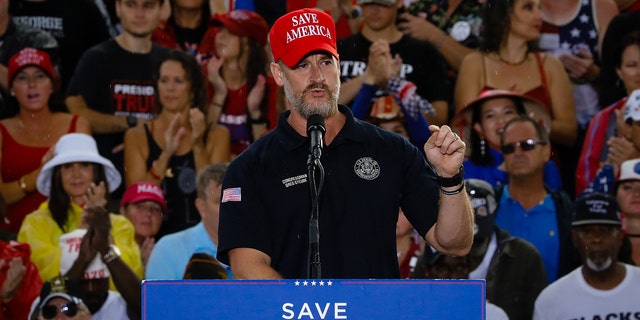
xmin=222 ymin=187 xmax=242 ymax=203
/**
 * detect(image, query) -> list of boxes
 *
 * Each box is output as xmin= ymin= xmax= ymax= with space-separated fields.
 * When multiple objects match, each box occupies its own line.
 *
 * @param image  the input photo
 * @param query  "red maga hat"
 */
xmin=8 ymin=47 xmax=56 ymax=83
xmin=210 ymin=9 xmax=269 ymax=46
xmin=269 ymin=8 xmax=339 ymax=67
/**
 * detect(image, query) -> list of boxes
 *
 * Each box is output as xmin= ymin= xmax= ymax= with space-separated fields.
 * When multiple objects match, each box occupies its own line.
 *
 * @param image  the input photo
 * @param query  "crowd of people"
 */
xmin=0 ymin=0 xmax=638 ymax=319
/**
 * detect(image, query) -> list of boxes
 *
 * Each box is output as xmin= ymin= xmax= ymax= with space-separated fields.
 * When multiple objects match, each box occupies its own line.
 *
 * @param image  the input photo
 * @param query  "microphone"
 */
xmin=307 ymin=114 xmax=326 ymax=160
xmin=306 ymin=114 xmax=325 ymax=279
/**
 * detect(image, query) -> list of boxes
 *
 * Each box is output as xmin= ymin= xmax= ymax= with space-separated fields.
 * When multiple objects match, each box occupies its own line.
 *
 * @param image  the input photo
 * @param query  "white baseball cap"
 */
xmin=618 ymin=158 xmax=640 ymax=183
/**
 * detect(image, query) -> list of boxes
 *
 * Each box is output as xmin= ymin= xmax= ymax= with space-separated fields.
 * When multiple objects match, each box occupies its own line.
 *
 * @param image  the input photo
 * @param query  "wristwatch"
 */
xmin=102 ymin=245 xmax=121 ymax=264
xmin=437 ymin=166 xmax=464 ymax=188
xmin=126 ymin=115 xmax=138 ymax=128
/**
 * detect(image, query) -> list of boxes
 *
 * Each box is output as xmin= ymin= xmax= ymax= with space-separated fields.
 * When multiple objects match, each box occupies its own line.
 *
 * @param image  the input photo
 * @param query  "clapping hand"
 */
xmin=247 ymin=74 xmax=266 ymax=119
xmin=83 ymin=181 xmax=107 ymax=209
xmin=165 ymin=113 xmax=186 ymax=155
xmin=207 ymin=55 xmax=228 ymax=98
xmin=140 ymin=237 xmax=155 ymax=267
xmin=606 ymin=136 xmax=640 ymax=169
xmin=84 ymin=206 xmax=112 ymax=255
xmin=366 ymin=39 xmax=394 ymax=87
xmin=189 ymin=108 xmax=207 ymax=145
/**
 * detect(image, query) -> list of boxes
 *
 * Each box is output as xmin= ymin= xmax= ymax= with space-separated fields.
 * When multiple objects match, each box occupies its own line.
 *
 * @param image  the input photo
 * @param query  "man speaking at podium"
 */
xmin=217 ymin=8 xmax=473 ymax=280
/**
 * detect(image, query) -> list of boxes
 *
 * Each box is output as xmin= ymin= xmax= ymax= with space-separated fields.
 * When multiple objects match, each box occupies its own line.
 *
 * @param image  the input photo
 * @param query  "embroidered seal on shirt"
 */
xmin=354 ymin=157 xmax=380 ymax=180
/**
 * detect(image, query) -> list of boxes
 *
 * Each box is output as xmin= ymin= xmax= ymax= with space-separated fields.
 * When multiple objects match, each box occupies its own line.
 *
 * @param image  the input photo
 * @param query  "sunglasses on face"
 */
xmin=500 ymin=139 xmax=547 ymax=155
xmin=41 ymin=302 xmax=78 ymax=319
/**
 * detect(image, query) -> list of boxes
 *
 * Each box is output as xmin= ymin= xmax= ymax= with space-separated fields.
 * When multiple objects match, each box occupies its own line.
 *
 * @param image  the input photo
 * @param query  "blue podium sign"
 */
xmin=142 ymin=279 xmax=485 ymax=319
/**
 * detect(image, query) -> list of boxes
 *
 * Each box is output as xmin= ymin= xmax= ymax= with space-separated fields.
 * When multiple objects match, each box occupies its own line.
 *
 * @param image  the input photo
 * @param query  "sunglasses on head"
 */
xmin=41 ymin=302 xmax=78 ymax=319
xmin=501 ymin=139 xmax=547 ymax=155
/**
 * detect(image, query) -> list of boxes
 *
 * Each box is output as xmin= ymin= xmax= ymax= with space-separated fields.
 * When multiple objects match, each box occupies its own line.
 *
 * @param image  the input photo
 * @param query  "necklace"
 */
xmin=17 ymin=118 xmax=52 ymax=143
xmin=498 ymin=52 xmax=529 ymax=66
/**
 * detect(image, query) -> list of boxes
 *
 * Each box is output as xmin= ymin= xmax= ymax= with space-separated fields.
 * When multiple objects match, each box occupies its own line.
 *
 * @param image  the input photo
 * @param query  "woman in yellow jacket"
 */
xmin=17 ymin=133 xmax=143 ymax=285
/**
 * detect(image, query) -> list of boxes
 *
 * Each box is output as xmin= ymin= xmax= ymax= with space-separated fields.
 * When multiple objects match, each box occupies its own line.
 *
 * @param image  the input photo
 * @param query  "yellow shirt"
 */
xmin=17 ymin=202 xmax=143 ymax=289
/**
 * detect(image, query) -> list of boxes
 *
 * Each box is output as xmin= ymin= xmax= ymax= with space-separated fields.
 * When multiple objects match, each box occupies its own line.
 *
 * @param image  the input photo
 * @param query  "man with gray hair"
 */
xmin=146 ymin=163 xmax=232 ymax=279
xmin=495 ymin=116 xmax=578 ymax=283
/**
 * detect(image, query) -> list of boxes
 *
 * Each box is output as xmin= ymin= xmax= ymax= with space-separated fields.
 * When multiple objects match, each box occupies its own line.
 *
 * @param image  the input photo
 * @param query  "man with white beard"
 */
xmin=533 ymin=193 xmax=640 ymax=320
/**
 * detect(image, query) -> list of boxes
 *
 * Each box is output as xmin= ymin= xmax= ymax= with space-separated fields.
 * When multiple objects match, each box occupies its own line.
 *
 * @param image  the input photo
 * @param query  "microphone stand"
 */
xmin=307 ymin=144 xmax=324 ymax=279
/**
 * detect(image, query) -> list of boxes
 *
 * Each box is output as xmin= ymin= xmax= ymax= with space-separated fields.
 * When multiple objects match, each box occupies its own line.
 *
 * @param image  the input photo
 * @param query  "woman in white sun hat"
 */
xmin=17 ymin=133 xmax=143 ymax=284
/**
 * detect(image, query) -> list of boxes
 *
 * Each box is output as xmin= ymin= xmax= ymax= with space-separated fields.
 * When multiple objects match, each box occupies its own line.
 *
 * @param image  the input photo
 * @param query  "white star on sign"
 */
xmin=327 ymin=281 xmax=333 ymax=286
xmin=295 ymin=281 xmax=300 ymax=286
xmin=311 ymin=281 xmax=317 ymax=286
xmin=319 ymin=281 xmax=325 ymax=286
xmin=303 ymin=281 xmax=308 ymax=286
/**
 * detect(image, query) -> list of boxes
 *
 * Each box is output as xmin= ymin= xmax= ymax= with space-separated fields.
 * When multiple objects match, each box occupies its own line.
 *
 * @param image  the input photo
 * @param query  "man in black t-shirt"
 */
xmin=337 ymin=0 xmax=450 ymax=126
xmin=65 ymin=0 xmax=169 ymax=204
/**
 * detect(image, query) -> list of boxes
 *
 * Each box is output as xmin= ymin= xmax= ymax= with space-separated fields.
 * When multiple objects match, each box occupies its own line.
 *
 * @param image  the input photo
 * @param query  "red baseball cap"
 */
xmin=269 ymin=8 xmax=339 ymax=68
xmin=210 ymin=10 xmax=269 ymax=46
xmin=121 ymin=182 xmax=167 ymax=212
xmin=8 ymin=47 xmax=56 ymax=84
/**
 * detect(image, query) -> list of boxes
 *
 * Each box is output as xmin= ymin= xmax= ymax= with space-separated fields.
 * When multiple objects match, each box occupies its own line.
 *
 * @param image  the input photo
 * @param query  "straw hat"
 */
xmin=450 ymin=90 xmax=552 ymax=153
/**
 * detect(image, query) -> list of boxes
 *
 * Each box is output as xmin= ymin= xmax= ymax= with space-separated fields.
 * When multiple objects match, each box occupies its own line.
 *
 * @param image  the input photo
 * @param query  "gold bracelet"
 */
xmin=19 ymin=176 xmax=28 ymax=194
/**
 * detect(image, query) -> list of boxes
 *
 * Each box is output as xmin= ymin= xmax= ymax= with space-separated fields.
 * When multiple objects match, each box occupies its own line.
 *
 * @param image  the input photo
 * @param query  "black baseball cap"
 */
xmin=573 ymin=193 xmax=622 ymax=227
xmin=465 ymin=179 xmax=497 ymax=238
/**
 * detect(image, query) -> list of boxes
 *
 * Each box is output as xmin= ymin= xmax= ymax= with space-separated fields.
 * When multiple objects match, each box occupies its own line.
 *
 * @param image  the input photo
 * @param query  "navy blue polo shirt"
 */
xmin=218 ymin=105 xmax=439 ymax=279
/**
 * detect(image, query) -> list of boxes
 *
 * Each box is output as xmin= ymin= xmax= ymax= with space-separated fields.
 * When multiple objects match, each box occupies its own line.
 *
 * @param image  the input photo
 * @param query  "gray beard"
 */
xmin=283 ymin=76 xmax=339 ymax=119
xmin=585 ymin=256 xmax=613 ymax=272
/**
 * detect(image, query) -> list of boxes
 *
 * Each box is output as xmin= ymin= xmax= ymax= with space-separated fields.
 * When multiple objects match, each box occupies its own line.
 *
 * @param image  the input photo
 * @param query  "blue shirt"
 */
xmin=464 ymin=149 xmax=563 ymax=191
xmin=494 ymin=186 xmax=559 ymax=283
xmin=145 ymin=222 xmax=232 ymax=279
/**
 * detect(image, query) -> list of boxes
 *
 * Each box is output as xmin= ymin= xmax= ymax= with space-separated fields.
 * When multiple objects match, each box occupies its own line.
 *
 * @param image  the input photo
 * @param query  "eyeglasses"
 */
xmin=41 ymin=302 xmax=78 ymax=319
xmin=132 ymin=202 xmax=163 ymax=216
xmin=501 ymin=139 xmax=547 ymax=155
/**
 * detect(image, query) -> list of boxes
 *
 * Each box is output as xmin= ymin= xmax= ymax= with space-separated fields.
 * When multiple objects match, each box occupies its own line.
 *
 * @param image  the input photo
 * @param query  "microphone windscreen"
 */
xmin=306 ymin=114 xmax=326 ymax=135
